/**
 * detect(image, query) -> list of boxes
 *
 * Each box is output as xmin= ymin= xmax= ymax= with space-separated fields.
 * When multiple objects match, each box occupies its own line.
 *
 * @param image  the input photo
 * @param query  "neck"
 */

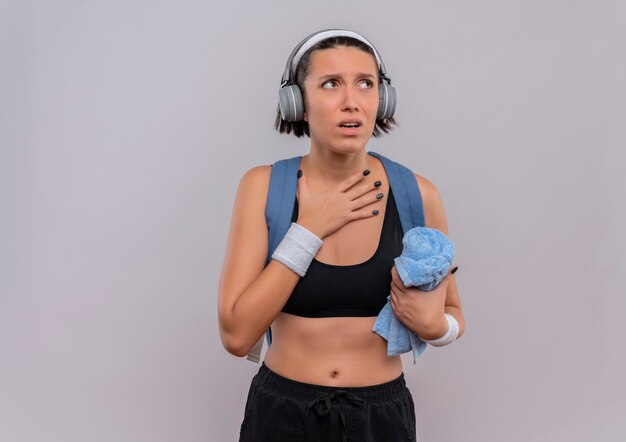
xmin=301 ymin=144 xmax=373 ymax=190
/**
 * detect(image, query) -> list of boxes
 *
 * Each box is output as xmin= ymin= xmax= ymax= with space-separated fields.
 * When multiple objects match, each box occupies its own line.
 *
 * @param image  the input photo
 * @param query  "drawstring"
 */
xmin=306 ymin=390 xmax=366 ymax=442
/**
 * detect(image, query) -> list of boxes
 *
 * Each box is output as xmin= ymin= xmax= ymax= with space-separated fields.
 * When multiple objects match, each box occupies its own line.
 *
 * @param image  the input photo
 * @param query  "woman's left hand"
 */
xmin=389 ymin=265 xmax=449 ymax=336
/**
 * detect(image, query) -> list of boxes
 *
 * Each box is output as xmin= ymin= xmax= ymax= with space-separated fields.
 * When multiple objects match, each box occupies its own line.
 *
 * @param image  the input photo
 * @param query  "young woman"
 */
xmin=218 ymin=29 xmax=465 ymax=442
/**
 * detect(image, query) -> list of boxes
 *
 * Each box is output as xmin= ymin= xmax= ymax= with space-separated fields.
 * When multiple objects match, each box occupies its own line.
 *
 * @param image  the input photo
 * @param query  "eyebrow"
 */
xmin=317 ymin=73 xmax=377 ymax=80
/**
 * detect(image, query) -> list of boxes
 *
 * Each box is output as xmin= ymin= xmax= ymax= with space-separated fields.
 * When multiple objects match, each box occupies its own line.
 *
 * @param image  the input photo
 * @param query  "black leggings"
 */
xmin=239 ymin=361 xmax=417 ymax=442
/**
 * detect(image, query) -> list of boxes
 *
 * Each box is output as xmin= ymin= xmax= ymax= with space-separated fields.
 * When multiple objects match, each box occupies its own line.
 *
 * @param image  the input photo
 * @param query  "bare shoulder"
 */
xmin=230 ymin=165 xmax=273 ymax=221
xmin=244 ymin=164 xmax=272 ymax=180
xmin=414 ymin=173 xmax=449 ymax=235
xmin=238 ymin=164 xmax=272 ymax=202
xmin=226 ymin=164 xmax=273 ymax=250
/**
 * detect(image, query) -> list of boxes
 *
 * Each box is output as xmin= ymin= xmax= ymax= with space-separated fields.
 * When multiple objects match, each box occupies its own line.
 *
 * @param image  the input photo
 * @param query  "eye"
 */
xmin=321 ymin=79 xmax=374 ymax=89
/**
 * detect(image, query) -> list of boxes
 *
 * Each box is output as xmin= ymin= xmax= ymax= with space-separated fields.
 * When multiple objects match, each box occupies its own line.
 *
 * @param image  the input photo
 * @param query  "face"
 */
xmin=301 ymin=46 xmax=379 ymax=152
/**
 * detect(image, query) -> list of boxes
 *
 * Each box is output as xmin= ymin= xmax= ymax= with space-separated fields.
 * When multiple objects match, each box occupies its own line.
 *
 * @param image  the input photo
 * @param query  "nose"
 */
xmin=341 ymin=85 xmax=359 ymax=111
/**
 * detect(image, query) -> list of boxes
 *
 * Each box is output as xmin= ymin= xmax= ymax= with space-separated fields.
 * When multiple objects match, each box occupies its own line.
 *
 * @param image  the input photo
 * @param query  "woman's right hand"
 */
xmin=295 ymin=168 xmax=384 ymax=239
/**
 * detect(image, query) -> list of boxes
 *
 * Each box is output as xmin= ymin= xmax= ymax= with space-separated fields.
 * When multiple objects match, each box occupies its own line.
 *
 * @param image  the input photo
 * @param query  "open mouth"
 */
xmin=338 ymin=121 xmax=362 ymax=134
xmin=338 ymin=122 xmax=361 ymax=129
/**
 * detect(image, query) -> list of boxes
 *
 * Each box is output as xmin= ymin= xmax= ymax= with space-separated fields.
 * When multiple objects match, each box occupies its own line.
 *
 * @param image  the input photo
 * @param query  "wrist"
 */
xmin=419 ymin=313 xmax=459 ymax=347
xmin=296 ymin=219 xmax=325 ymax=239
xmin=271 ymin=222 xmax=323 ymax=277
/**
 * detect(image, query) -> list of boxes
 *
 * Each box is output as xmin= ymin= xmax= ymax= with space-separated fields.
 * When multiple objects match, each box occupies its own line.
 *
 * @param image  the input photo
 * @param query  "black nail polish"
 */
xmin=297 ymin=170 xmax=302 ymax=178
xmin=372 ymin=210 xmax=379 ymax=215
xmin=374 ymin=180 xmax=382 ymax=187
xmin=451 ymin=266 xmax=459 ymax=274
xmin=377 ymin=193 xmax=384 ymax=199
xmin=363 ymin=169 xmax=370 ymax=176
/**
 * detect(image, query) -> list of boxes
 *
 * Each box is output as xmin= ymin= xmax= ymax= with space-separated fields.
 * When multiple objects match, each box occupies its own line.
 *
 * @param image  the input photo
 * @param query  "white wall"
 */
xmin=1 ymin=0 xmax=624 ymax=440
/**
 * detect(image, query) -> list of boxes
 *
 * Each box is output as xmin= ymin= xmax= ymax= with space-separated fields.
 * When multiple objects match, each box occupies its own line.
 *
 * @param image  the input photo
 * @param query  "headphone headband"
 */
xmin=280 ymin=29 xmax=389 ymax=86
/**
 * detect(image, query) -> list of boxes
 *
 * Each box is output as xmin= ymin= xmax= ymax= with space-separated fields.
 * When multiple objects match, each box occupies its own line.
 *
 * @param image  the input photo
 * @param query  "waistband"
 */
xmin=256 ymin=361 xmax=407 ymax=402
xmin=256 ymin=362 xmax=408 ymax=442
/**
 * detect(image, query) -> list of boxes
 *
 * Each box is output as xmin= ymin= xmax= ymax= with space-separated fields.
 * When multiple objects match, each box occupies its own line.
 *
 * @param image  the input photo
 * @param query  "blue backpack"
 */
xmin=246 ymin=150 xmax=426 ymax=363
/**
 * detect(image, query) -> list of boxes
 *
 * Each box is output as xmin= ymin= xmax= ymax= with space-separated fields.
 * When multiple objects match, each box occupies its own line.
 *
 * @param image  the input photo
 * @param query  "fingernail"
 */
xmin=374 ymin=180 xmax=382 ymax=187
xmin=372 ymin=210 xmax=379 ymax=215
xmin=363 ymin=169 xmax=370 ymax=176
xmin=451 ymin=266 xmax=459 ymax=274
xmin=297 ymin=170 xmax=302 ymax=178
xmin=376 ymin=193 xmax=384 ymax=199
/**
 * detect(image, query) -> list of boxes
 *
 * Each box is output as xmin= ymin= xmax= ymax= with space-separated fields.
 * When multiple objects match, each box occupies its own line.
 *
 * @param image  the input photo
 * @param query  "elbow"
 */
xmin=219 ymin=307 xmax=248 ymax=357
xmin=218 ymin=304 xmax=263 ymax=357
xmin=225 ymin=341 xmax=249 ymax=358
xmin=219 ymin=322 xmax=255 ymax=358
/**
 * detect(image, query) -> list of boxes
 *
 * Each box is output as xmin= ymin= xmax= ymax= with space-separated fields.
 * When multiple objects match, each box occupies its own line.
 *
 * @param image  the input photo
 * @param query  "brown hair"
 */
xmin=274 ymin=36 xmax=399 ymax=138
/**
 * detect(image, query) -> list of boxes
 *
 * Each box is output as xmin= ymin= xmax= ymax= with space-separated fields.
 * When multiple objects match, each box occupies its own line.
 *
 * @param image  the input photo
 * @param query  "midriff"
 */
xmin=264 ymin=312 xmax=402 ymax=387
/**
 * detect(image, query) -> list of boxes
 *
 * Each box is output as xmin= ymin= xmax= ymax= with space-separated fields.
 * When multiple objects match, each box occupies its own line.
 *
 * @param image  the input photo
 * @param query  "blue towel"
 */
xmin=372 ymin=226 xmax=456 ymax=364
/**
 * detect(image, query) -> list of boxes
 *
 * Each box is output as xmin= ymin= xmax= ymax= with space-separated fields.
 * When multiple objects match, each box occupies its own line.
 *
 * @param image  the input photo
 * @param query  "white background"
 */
xmin=1 ymin=1 xmax=624 ymax=440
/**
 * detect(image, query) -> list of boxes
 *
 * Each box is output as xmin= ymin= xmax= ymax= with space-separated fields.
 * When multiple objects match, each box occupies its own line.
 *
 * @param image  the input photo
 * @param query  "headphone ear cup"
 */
xmin=279 ymin=84 xmax=305 ymax=122
xmin=377 ymin=82 xmax=397 ymax=120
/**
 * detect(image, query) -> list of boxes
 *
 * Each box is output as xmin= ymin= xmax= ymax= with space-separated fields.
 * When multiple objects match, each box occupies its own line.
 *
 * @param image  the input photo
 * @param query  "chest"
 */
xmin=281 ymin=187 xmax=404 ymax=318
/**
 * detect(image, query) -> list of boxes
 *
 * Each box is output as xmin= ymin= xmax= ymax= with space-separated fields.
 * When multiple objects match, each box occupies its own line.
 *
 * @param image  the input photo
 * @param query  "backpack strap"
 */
xmin=265 ymin=156 xmax=303 ymax=265
xmin=246 ymin=155 xmax=302 ymax=363
xmin=366 ymin=151 xmax=425 ymax=232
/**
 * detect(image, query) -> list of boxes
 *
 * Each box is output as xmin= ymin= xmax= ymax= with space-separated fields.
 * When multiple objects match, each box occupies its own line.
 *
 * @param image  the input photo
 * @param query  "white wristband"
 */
xmin=271 ymin=222 xmax=323 ymax=277
xmin=421 ymin=313 xmax=459 ymax=347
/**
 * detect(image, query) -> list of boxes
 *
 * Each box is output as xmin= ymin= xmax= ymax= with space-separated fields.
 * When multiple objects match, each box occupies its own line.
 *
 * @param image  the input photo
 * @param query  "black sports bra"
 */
xmin=280 ymin=187 xmax=404 ymax=318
